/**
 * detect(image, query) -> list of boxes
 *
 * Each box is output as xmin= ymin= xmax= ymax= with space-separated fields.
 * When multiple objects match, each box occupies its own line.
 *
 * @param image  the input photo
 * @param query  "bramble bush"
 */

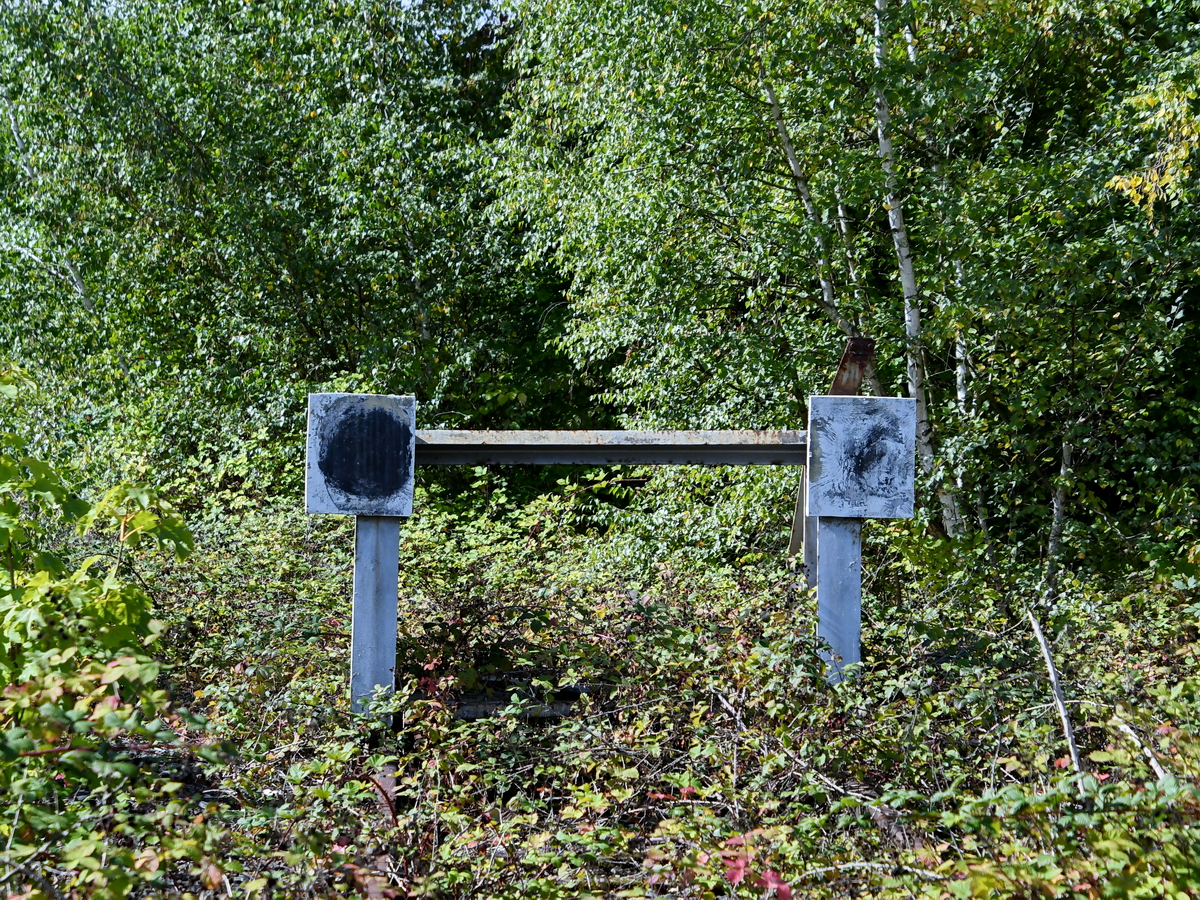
xmin=1 ymin=367 xmax=207 ymax=898
xmin=6 ymin=360 xmax=1200 ymax=898
xmin=129 ymin=465 xmax=1200 ymax=899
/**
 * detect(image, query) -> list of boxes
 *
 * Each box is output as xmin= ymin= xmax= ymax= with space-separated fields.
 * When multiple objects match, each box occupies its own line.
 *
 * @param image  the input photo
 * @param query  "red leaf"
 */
xmin=722 ymin=856 xmax=747 ymax=885
xmin=1054 ymin=756 xmax=1072 ymax=769
xmin=757 ymin=868 xmax=792 ymax=900
xmin=200 ymin=861 xmax=223 ymax=891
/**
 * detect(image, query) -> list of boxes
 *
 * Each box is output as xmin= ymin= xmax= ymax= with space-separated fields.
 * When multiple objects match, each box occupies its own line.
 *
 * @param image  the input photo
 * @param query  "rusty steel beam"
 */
xmin=415 ymin=429 xmax=807 ymax=466
xmin=828 ymin=336 xmax=876 ymax=396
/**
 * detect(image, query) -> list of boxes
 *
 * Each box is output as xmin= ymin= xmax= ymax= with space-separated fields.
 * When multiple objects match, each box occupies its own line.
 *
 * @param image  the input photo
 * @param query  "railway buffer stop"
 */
xmin=305 ymin=342 xmax=915 ymax=712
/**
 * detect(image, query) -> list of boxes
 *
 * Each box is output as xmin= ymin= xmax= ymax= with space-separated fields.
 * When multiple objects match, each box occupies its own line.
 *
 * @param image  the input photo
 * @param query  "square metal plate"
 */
xmin=806 ymin=396 xmax=915 ymax=519
xmin=306 ymin=393 xmax=416 ymax=516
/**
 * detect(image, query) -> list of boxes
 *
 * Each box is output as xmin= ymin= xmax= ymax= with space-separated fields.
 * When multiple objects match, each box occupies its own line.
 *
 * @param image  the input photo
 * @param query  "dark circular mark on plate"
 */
xmin=318 ymin=404 xmax=412 ymax=500
xmin=845 ymin=421 xmax=894 ymax=481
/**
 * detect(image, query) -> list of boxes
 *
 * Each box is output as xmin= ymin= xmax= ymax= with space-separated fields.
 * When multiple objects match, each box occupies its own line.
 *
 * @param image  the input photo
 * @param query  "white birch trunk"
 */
xmin=872 ymin=0 xmax=963 ymax=533
xmin=1043 ymin=440 xmax=1072 ymax=601
xmin=763 ymin=76 xmax=883 ymax=396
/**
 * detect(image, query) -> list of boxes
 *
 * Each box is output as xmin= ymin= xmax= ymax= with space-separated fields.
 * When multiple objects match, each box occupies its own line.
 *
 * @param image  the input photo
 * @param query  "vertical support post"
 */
xmin=789 ymin=337 xmax=876 ymax=581
xmin=787 ymin=480 xmax=805 ymax=558
xmin=787 ymin=472 xmax=820 ymax=591
xmin=815 ymin=516 xmax=861 ymax=682
xmin=351 ymin=515 xmax=401 ymax=713
xmin=802 ymin=475 xmax=819 ymax=591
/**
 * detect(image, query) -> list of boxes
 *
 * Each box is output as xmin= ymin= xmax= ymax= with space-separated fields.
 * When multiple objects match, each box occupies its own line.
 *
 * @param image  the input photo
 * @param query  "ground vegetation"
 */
xmin=1 ymin=0 xmax=1199 ymax=897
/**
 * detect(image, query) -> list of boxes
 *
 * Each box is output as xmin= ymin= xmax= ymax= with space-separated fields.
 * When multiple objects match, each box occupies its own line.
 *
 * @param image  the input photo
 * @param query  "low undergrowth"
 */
xmin=119 ymin=488 xmax=1200 ymax=898
xmin=4 ymin=367 xmax=1199 ymax=898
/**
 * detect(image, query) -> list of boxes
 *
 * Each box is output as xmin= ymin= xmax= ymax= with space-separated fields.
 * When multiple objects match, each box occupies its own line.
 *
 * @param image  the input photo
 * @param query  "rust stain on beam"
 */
xmin=415 ymin=430 xmax=807 ymax=466
xmin=828 ymin=337 xmax=876 ymax=396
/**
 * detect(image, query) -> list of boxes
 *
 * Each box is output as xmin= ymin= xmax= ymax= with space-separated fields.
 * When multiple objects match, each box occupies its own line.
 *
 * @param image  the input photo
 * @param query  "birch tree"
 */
xmin=500 ymin=0 xmax=1198 ymax=559
xmin=0 ymin=0 xmax=579 ymax=477
xmin=870 ymin=0 xmax=965 ymax=534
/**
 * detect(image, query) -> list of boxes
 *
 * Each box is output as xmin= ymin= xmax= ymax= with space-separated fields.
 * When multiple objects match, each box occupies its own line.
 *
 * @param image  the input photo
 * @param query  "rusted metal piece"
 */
xmin=787 ymin=483 xmax=806 ymax=557
xmin=828 ymin=337 xmax=876 ymax=396
xmin=415 ymin=430 xmax=807 ymax=466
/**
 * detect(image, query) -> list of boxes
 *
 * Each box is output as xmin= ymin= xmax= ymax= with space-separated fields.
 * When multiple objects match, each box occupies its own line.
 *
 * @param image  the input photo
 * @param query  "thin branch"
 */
xmin=799 ymin=861 xmax=944 ymax=882
xmin=1027 ymin=608 xmax=1084 ymax=788
xmin=367 ymin=773 xmax=400 ymax=829
xmin=1111 ymin=715 xmax=1168 ymax=780
xmin=1026 ymin=436 xmax=1084 ymax=790
xmin=760 ymin=76 xmax=857 ymax=331
xmin=18 ymin=743 xmax=88 ymax=758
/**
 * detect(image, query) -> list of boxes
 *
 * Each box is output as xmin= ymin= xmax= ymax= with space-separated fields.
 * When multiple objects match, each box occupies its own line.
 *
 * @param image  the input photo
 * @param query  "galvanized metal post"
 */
xmin=802 ymin=477 xmax=819 ymax=591
xmin=815 ymin=516 xmax=861 ymax=681
xmin=807 ymin=394 xmax=916 ymax=683
xmin=307 ymin=387 xmax=911 ymax=702
xmin=307 ymin=393 xmax=415 ymax=714
xmin=351 ymin=515 xmax=401 ymax=713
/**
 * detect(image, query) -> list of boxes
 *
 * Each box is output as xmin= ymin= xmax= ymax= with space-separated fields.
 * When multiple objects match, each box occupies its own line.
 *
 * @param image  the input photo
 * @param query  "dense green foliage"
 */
xmin=1 ymin=0 xmax=1199 ymax=896
xmin=500 ymin=0 xmax=1200 ymax=571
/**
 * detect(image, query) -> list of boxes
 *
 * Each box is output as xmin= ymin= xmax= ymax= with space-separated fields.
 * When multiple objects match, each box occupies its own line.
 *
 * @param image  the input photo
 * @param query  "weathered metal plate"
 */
xmin=306 ymin=393 xmax=416 ymax=516
xmin=806 ymin=396 xmax=915 ymax=519
xmin=414 ymin=430 xmax=807 ymax=466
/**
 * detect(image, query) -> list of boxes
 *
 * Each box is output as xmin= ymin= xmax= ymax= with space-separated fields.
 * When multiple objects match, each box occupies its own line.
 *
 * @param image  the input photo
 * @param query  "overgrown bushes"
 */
xmin=123 ymin=477 xmax=1200 ymax=898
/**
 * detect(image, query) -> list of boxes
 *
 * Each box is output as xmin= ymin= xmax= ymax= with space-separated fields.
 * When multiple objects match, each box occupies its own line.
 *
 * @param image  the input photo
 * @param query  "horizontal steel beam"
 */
xmin=415 ymin=430 xmax=807 ymax=466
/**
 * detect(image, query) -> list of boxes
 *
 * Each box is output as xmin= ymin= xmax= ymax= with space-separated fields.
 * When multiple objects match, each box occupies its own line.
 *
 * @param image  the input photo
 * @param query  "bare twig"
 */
xmin=1027 ymin=608 xmax=1084 ymax=788
xmin=18 ymin=743 xmax=87 ymax=758
xmin=1111 ymin=715 xmax=1168 ymax=780
xmin=367 ymin=772 xmax=400 ymax=829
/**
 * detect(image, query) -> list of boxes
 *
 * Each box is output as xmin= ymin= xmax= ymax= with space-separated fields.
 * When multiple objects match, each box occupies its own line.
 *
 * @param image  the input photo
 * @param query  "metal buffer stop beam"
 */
xmin=304 ymin=348 xmax=916 ymax=710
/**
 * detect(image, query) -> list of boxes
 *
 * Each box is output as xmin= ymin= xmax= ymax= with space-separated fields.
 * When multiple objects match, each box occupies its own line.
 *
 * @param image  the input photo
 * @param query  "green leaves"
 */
xmin=0 ymin=0 xmax=586 ymax=513
xmin=1109 ymin=51 xmax=1200 ymax=217
xmin=85 ymin=483 xmax=194 ymax=560
xmin=0 ymin=373 xmax=207 ymax=899
xmin=1 ymin=2 xmax=1199 ymax=896
xmin=497 ymin=0 xmax=1200 ymax=575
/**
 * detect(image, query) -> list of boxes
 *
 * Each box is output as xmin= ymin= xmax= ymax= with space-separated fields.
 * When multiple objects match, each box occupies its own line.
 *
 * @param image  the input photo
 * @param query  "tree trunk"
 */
xmin=763 ymin=75 xmax=884 ymax=396
xmin=1043 ymin=440 xmax=1072 ymax=602
xmin=871 ymin=0 xmax=963 ymax=533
